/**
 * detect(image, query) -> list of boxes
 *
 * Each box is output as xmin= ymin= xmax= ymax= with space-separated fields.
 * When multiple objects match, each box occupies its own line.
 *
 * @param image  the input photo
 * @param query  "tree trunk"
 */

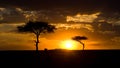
xmin=35 ymin=34 xmax=39 ymax=53
xmin=83 ymin=44 xmax=84 ymax=51
xmin=79 ymin=41 xmax=85 ymax=51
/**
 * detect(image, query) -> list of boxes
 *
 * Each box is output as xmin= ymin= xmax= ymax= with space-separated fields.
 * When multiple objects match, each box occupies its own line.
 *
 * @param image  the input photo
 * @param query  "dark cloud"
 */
xmin=0 ymin=0 xmax=120 ymax=24
xmin=0 ymin=0 xmax=119 ymax=12
xmin=0 ymin=8 xmax=25 ymax=23
xmin=91 ymin=21 xmax=120 ymax=35
xmin=0 ymin=8 xmax=68 ymax=23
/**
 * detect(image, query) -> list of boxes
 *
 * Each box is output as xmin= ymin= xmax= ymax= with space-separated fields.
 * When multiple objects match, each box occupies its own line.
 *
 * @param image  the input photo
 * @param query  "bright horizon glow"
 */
xmin=65 ymin=41 xmax=73 ymax=49
xmin=60 ymin=40 xmax=78 ymax=50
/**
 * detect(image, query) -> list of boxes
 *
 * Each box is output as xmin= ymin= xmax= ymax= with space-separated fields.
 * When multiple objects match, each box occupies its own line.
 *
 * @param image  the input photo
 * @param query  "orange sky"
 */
xmin=0 ymin=9 xmax=120 ymax=50
xmin=0 ymin=25 xmax=119 ymax=50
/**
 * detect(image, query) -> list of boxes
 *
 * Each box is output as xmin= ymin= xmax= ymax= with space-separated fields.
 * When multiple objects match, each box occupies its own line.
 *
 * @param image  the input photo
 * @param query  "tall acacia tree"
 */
xmin=17 ymin=21 xmax=56 ymax=52
xmin=72 ymin=36 xmax=87 ymax=50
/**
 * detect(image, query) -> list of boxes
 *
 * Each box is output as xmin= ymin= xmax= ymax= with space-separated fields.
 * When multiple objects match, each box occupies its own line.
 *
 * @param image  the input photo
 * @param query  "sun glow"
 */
xmin=61 ymin=40 xmax=78 ymax=50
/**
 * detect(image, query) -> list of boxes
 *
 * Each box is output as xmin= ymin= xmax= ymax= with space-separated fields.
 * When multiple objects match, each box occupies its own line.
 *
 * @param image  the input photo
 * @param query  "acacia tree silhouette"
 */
xmin=17 ymin=21 xmax=56 ymax=52
xmin=72 ymin=36 xmax=87 ymax=50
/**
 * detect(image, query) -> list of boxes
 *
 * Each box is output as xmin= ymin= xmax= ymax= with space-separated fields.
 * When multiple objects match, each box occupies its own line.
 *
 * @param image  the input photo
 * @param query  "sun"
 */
xmin=60 ymin=40 xmax=77 ymax=50
xmin=65 ymin=41 xmax=73 ymax=49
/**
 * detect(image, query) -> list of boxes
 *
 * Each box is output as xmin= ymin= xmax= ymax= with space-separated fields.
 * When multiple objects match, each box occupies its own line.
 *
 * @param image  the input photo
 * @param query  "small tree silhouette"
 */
xmin=17 ymin=21 xmax=56 ymax=52
xmin=72 ymin=36 xmax=88 ymax=50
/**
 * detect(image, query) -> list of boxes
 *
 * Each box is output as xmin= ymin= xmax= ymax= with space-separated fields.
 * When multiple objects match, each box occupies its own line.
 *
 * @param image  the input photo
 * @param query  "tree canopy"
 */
xmin=72 ymin=36 xmax=88 ymax=41
xmin=17 ymin=21 xmax=56 ymax=34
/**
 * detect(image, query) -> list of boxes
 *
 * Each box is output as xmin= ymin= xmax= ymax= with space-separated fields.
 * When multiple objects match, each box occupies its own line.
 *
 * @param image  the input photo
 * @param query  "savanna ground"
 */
xmin=0 ymin=49 xmax=120 ymax=68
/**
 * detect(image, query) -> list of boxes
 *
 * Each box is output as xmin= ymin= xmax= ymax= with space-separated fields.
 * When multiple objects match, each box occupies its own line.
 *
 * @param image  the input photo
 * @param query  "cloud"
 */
xmin=91 ymin=21 xmax=120 ymax=35
xmin=0 ymin=15 xmax=3 ymax=20
xmin=0 ymin=8 xmax=5 ymax=20
xmin=111 ymin=37 xmax=120 ymax=43
xmin=22 ymin=10 xmax=49 ymax=22
xmin=0 ymin=7 xmax=66 ymax=23
xmin=66 ymin=12 xmax=100 ymax=23
xmin=94 ymin=12 xmax=120 ymax=24
xmin=0 ymin=7 xmax=26 ymax=23
xmin=52 ymin=23 xmax=93 ymax=31
xmin=0 ymin=23 xmax=24 ymax=33
xmin=0 ymin=7 xmax=47 ymax=23
xmin=0 ymin=7 xmax=119 ymax=25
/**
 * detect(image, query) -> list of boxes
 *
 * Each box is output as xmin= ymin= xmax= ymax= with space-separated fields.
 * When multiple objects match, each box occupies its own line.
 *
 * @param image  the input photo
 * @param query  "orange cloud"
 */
xmin=66 ymin=12 xmax=100 ymax=23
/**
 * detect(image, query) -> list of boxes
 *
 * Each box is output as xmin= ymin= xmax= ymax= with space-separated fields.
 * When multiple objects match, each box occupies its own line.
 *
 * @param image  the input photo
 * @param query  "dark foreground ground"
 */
xmin=0 ymin=50 xmax=120 ymax=68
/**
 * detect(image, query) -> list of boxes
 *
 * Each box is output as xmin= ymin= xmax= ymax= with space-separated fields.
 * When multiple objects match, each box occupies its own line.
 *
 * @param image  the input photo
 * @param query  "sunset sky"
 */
xmin=0 ymin=0 xmax=120 ymax=50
